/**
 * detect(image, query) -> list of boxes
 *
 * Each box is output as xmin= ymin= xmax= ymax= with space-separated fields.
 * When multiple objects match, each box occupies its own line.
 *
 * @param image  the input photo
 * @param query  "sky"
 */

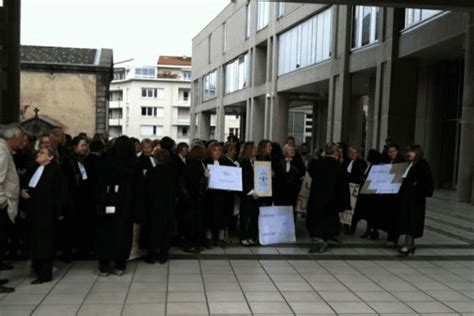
xmin=21 ymin=0 xmax=229 ymax=65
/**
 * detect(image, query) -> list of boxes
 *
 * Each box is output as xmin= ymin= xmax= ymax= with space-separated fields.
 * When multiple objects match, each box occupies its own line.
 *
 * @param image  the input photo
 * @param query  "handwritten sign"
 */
xmin=208 ymin=165 xmax=243 ymax=192
xmin=360 ymin=163 xmax=409 ymax=195
xmin=259 ymin=206 xmax=296 ymax=245
xmin=254 ymin=161 xmax=272 ymax=197
xmin=295 ymin=172 xmax=312 ymax=215
xmin=339 ymin=183 xmax=360 ymax=225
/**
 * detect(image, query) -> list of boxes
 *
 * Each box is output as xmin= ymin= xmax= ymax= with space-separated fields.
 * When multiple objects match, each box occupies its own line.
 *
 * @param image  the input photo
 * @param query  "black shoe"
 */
xmin=0 ymin=285 xmax=14 ymax=293
xmin=0 ymin=263 xmax=14 ymax=271
xmin=369 ymin=230 xmax=379 ymax=240
xmin=157 ymin=253 xmax=169 ymax=264
xmin=204 ymin=239 xmax=213 ymax=249
xmin=0 ymin=279 xmax=9 ymax=285
xmin=398 ymin=244 xmax=416 ymax=256
xmin=144 ymin=255 xmax=156 ymax=264
xmin=183 ymin=246 xmax=196 ymax=253
xmin=360 ymin=230 xmax=371 ymax=239
xmin=31 ymin=279 xmax=50 ymax=285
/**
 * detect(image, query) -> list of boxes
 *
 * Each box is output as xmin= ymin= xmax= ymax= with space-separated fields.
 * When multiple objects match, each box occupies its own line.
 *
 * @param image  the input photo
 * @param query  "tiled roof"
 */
xmin=157 ymin=55 xmax=192 ymax=66
xmin=21 ymin=45 xmax=113 ymax=68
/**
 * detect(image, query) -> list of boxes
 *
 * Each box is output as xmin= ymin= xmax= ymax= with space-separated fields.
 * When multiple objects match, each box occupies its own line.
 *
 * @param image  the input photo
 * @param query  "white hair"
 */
xmin=282 ymin=144 xmax=295 ymax=156
xmin=0 ymin=125 xmax=23 ymax=140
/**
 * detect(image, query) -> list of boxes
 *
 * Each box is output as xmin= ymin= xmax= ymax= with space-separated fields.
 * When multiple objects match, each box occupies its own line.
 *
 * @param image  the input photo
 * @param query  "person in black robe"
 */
xmin=239 ymin=142 xmax=260 ymax=247
xmin=342 ymin=146 xmax=368 ymax=235
xmin=383 ymin=144 xmax=406 ymax=246
xmin=68 ymin=136 xmax=95 ymax=258
xmin=24 ymin=147 xmax=62 ymax=284
xmin=222 ymin=143 xmax=239 ymax=234
xmin=170 ymin=142 xmax=189 ymax=247
xmin=204 ymin=142 xmax=234 ymax=248
xmin=95 ymin=136 xmax=138 ymax=276
xmin=306 ymin=143 xmax=350 ymax=253
xmin=144 ymin=149 xmax=178 ymax=264
xmin=135 ymin=139 xmax=156 ymax=249
xmin=274 ymin=144 xmax=305 ymax=208
xmin=181 ymin=145 xmax=208 ymax=253
xmin=396 ymin=145 xmax=434 ymax=256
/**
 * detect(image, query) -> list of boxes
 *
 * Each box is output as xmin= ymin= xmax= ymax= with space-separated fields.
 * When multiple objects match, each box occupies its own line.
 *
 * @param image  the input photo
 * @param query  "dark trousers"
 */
xmin=239 ymin=198 xmax=259 ymax=241
xmin=183 ymin=199 xmax=205 ymax=248
xmin=0 ymin=206 xmax=10 ymax=262
xmin=99 ymin=259 xmax=127 ymax=273
xmin=148 ymin=214 xmax=174 ymax=256
xmin=32 ymin=259 xmax=52 ymax=282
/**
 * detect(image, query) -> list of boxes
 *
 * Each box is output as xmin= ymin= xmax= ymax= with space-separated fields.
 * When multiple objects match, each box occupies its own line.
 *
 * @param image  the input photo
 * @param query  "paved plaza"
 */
xmin=0 ymin=191 xmax=473 ymax=316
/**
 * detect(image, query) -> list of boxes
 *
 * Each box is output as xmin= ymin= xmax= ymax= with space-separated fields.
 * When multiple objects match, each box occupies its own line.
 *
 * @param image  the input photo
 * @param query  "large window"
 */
xmin=203 ymin=70 xmax=217 ymax=101
xmin=225 ymin=53 xmax=250 ymax=94
xmin=353 ymin=6 xmax=380 ymax=48
xmin=277 ymin=2 xmax=285 ymax=18
xmin=109 ymin=108 xmax=122 ymax=119
xmin=141 ymin=107 xmax=164 ymax=117
xmin=135 ymin=67 xmax=156 ymax=79
xmin=245 ymin=3 xmax=251 ymax=39
xmin=278 ymin=8 xmax=332 ymax=76
xmin=113 ymin=70 xmax=125 ymax=80
xmin=257 ymin=0 xmax=270 ymax=30
xmin=405 ymin=9 xmax=442 ymax=28
xmin=183 ymin=71 xmax=191 ymax=81
xmin=109 ymin=90 xmax=123 ymax=101
xmin=141 ymin=88 xmax=164 ymax=99
xmin=140 ymin=125 xmax=163 ymax=137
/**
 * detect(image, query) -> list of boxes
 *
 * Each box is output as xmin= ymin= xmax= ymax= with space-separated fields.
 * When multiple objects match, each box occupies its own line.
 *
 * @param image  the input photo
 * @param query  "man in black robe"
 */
xmin=170 ymin=142 xmax=189 ymax=247
xmin=144 ymin=149 xmax=178 ymax=264
xmin=306 ymin=143 xmax=350 ymax=253
xmin=25 ymin=147 xmax=63 ymax=284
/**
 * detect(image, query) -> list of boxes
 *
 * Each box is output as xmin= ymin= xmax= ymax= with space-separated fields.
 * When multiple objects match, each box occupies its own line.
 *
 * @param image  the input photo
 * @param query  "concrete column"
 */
xmin=0 ymin=0 xmax=21 ymax=123
xmin=245 ymin=99 xmax=252 ymax=140
xmin=196 ymin=111 xmax=211 ymax=140
xmin=215 ymin=106 xmax=226 ymax=142
xmin=365 ymin=75 xmax=376 ymax=151
xmin=457 ymin=12 xmax=474 ymax=204
xmin=327 ymin=5 xmax=351 ymax=144
xmin=249 ymin=98 xmax=264 ymax=142
xmin=189 ymin=112 xmax=197 ymax=141
xmin=268 ymin=94 xmax=289 ymax=145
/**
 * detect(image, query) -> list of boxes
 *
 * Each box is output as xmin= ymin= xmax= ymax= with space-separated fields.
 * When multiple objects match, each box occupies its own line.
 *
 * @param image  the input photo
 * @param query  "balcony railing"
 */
xmin=175 ymin=100 xmax=191 ymax=107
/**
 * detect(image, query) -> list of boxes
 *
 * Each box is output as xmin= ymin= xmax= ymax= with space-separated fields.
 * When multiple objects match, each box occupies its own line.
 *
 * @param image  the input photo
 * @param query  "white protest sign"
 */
xmin=295 ymin=172 xmax=312 ymax=215
xmin=339 ymin=183 xmax=360 ymax=225
xmin=258 ymin=206 xmax=296 ymax=245
xmin=254 ymin=161 xmax=272 ymax=197
xmin=208 ymin=165 xmax=243 ymax=192
xmin=360 ymin=163 xmax=409 ymax=195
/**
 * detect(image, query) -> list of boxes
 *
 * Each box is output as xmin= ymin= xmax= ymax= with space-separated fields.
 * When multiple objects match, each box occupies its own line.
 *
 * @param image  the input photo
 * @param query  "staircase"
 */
xmin=425 ymin=190 xmax=474 ymax=244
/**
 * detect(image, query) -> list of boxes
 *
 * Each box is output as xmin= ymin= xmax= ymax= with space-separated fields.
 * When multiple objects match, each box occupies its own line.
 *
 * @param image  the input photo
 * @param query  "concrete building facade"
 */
xmin=191 ymin=1 xmax=474 ymax=204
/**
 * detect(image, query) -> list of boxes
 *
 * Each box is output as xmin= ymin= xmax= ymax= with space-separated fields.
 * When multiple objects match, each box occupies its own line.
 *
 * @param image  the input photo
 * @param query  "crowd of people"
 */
xmin=0 ymin=123 xmax=434 ymax=293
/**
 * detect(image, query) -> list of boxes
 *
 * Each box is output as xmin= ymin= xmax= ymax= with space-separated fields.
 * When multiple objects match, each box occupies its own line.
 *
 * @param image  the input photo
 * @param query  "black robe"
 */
xmin=28 ymin=163 xmax=62 ymax=260
xmin=145 ymin=163 xmax=178 ymax=253
xmin=343 ymin=158 xmax=368 ymax=185
xmin=274 ymin=158 xmax=306 ymax=207
xmin=306 ymin=157 xmax=350 ymax=239
xmin=181 ymin=158 xmax=208 ymax=247
xmin=95 ymin=156 xmax=138 ymax=261
xmin=396 ymin=159 xmax=434 ymax=238
xmin=239 ymin=159 xmax=259 ymax=241
xmin=204 ymin=157 xmax=235 ymax=233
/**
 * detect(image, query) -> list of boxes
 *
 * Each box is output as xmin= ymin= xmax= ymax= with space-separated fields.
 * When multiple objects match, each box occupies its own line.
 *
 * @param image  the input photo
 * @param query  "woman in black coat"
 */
xmin=181 ymin=145 xmax=208 ymax=253
xmin=95 ymin=136 xmax=138 ymax=276
xmin=144 ymin=149 xmax=177 ymax=264
xmin=396 ymin=145 xmax=434 ymax=255
xmin=204 ymin=142 xmax=234 ymax=248
xmin=274 ymin=144 xmax=305 ymax=208
xmin=239 ymin=142 xmax=260 ymax=246
xmin=24 ymin=147 xmax=62 ymax=284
